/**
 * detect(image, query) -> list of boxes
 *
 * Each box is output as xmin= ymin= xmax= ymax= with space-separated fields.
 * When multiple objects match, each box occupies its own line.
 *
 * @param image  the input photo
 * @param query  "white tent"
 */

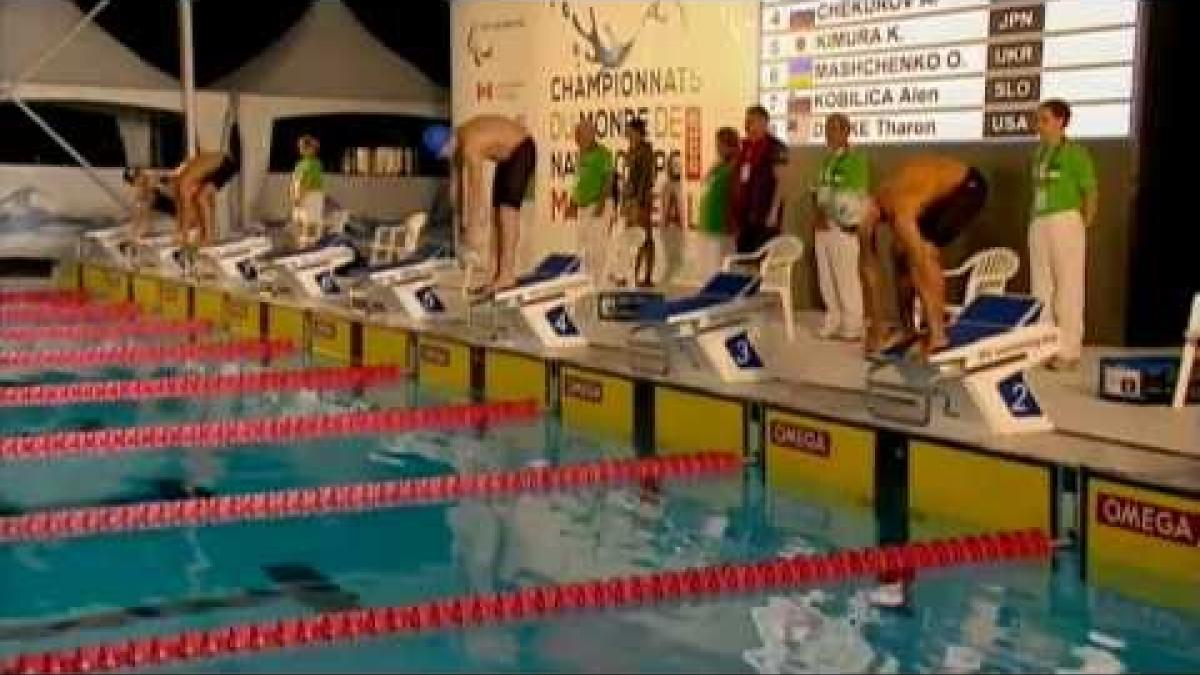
xmin=213 ymin=0 xmax=448 ymax=223
xmin=1 ymin=0 xmax=448 ymax=240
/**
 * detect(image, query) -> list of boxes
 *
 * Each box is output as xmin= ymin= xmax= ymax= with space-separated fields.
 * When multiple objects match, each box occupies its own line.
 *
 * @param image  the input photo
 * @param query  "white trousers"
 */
xmin=693 ymin=233 xmax=731 ymax=281
xmin=815 ymin=226 xmax=863 ymax=333
xmin=577 ymin=208 xmax=611 ymax=283
xmin=1029 ymin=210 xmax=1086 ymax=359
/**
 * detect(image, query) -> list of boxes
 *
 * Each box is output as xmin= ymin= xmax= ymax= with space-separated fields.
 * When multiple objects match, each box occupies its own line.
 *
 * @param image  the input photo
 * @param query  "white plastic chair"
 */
xmin=368 ymin=211 xmax=428 ymax=265
xmin=368 ymin=226 xmax=405 ymax=266
xmin=402 ymin=211 xmax=428 ymax=253
xmin=915 ymin=247 xmax=1020 ymax=329
xmin=722 ymin=235 xmax=805 ymax=341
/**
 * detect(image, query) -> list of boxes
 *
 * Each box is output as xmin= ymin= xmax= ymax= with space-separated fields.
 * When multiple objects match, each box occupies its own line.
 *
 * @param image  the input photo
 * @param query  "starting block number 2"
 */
xmin=726 ymin=332 xmax=764 ymax=369
xmin=998 ymin=373 xmax=1041 ymax=418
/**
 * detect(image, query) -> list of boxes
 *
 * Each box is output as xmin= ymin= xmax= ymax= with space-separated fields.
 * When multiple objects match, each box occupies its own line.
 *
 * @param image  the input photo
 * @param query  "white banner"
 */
xmin=453 ymin=1 xmax=760 ymax=279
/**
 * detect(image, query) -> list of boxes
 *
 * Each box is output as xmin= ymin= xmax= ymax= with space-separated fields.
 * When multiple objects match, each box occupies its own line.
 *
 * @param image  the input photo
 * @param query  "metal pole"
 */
xmin=11 ymin=96 xmax=130 ymax=211
xmin=179 ymin=0 xmax=197 ymax=158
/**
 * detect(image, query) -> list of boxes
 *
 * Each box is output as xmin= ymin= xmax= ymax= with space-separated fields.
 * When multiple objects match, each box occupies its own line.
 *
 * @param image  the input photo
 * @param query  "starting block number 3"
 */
xmin=416 ymin=286 xmax=445 ymax=313
xmin=546 ymin=306 xmax=580 ymax=337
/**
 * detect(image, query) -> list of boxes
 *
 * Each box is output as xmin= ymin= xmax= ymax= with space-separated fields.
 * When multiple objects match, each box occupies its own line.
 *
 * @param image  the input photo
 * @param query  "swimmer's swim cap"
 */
xmin=422 ymin=125 xmax=454 ymax=158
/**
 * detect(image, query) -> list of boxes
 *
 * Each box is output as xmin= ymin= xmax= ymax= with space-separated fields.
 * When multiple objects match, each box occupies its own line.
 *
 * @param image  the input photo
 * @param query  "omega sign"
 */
xmin=563 ymin=375 xmax=603 ymax=404
xmin=1096 ymin=492 xmax=1198 ymax=548
xmin=770 ymin=419 xmax=831 ymax=458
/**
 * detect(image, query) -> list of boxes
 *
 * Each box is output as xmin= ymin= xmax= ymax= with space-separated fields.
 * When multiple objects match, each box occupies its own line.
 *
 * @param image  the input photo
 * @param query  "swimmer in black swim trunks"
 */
xmin=426 ymin=115 xmax=536 ymax=295
xmin=170 ymin=151 xmax=239 ymax=249
xmin=857 ymin=155 xmax=988 ymax=357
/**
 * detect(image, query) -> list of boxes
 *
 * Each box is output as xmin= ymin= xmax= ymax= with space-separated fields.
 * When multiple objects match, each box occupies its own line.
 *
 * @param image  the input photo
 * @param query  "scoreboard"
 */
xmin=759 ymin=0 xmax=1143 ymax=144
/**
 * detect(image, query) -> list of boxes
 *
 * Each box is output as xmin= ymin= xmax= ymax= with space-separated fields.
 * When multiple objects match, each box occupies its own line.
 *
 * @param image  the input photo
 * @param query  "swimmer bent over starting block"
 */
xmin=858 ymin=155 xmax=988 ymax=357
xmin=424 ymin=116 xmax=536 ymax=297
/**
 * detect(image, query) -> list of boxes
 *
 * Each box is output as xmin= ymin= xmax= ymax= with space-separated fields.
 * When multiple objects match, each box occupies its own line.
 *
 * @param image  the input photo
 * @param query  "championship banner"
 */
xmin=452 ymin=1 xmax=759 ymax=280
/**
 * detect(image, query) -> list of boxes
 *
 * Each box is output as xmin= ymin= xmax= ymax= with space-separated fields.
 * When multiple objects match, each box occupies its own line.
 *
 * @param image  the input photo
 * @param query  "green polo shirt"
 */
xmin=572 ymin=144 xmax=614 ymax=208
xmin=816 ymin=147 xmax=870 ymax=195
xmin=698 ymin=162 xmax=734 ymax=235
xmin=293 ymin=157 xmax=324 ymax=192
xmin=1032 ymin=139 xmax=1096 ymax=217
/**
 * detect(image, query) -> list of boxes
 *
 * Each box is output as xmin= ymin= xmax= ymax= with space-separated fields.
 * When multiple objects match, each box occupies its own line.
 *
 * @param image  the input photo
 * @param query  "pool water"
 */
xmin=0 ymin=359 xmax=1197 ymax=674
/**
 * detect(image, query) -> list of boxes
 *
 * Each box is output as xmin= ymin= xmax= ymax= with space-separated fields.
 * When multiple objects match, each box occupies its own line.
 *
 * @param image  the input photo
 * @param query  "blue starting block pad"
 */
xmin=627 ymin=272 xmax=771 ymax=383
xmin=348 ymin=244 xmax=456 ymax=319
xmin=866 ymin=294 xmax=1060 ymax=434
xmin=487 ymin=254 xmax=592 ymax=349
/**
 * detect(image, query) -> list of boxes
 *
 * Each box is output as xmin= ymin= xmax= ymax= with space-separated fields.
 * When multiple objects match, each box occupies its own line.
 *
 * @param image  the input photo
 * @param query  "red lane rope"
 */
xmin=0 ymin=339 xmax=295 ymax=371
xmin=0 ymin=452 xmax=740 ymax=544
xmin=0 ymin=529 xmax=1052 ymax=674
xmin=0 ymin=319 xmax=210 ymax=342
xmin=0 ymin=290 xmax=83 ymax=305
xmin=0 ymin=400 xmax=539 ymax=463
xmin=0 ymin=365 xmax=405 ymax=408
xmin=0 ymin=303 xmax=139 ymax=325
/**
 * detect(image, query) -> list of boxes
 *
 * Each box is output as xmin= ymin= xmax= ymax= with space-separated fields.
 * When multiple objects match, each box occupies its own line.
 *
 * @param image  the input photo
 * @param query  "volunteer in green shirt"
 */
xmin=571 ymin=120 xmax=615 ymax=282
xmin=697 ymin=127 xmax=740 ymax=276
xmin=292 ymin=134 xmax=324 ymax=204
xmin=1029 ymin=99 xmax=1098 ymax=371
xmin=291 ymin=134 xmax=325 ymax=242
xmin=811 ymin=113 xmax=869 ymax=341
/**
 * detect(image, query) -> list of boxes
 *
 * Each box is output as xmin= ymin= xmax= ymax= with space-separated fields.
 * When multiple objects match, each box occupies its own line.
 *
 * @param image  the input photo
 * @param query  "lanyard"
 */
xmin=821 ymin=149 xmax=849 ymax=186
xmin=1035 ymin=142 xmax=1064 ymax=182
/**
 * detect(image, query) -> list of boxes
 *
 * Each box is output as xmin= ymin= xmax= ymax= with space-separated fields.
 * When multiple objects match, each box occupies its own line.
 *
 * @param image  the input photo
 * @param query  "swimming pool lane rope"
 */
xmin=0 ymin=364 xmax=404 ymax=408
xmin=0 ymin=529 xmax=1052 ymax=674
xmin=0 ymin=338 xmax=295 ymax=370
xmin=0 ymin=318 xmax=211 ymax=343
xmin=0 ymin=451 xmax=741 ymax=544
xmin=0 ymin=302 xmax=139 ymax=325
xmin=0 ymin=289 xmax=83 ymax=305
xmin=0 ymin=400 xmax=539 ymax=462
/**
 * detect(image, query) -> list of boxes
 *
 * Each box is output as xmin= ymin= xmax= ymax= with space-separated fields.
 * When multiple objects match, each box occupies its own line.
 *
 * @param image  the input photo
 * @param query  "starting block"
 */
xmin=348 ymin=244 xmax=456 ymax=320
xmin=628 ymin=272 xmax=772 ymax=383
xmin=193 ymin=236 xmax=273 ymax=286
xmin=1176 ymin=292 xmax=1200 ymax=408
xmin=80 ymin=226 xmax=131 ymax=266
xmin=131 ymin=234 xmax=187 ymax=275
xmin=866 ymin=294 xmax=1060 ymax=434
xmin=261 ymin=235 xmax=359 ymax=301
xmin=1096 ymin=293 xmax=1200 ymax=407
xmin=489 ymin=254 xmax=592 ymax=349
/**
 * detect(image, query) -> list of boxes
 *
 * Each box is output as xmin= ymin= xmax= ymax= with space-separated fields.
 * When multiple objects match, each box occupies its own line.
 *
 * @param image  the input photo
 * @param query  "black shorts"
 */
xmin=917 ymin=167 xmax=987 ymax=248
xmin=492 ymin=137 xmax=536 ymax=209
xmin=207 ymin=154 xmax=240 ymax=191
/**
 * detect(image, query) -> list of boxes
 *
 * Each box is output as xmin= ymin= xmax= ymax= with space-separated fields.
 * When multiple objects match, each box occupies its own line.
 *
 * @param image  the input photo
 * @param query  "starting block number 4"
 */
xmin=416 ymin=286 xmax=445 ymax=313
xmin=725 ymin=331 xmax=764 ymax=370
xmin=546 ymin=306 xmax=580 ymax=337
xmin=998 ymin=372 xmax=1042 ymax=418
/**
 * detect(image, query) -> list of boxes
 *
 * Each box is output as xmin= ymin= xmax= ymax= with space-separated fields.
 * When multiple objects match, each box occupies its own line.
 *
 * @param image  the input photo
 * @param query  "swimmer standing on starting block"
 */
xmin=124 ymin=150 xmax=239 ymax=251
xmin=424 ymin=115 xmax=536 ymax=296
xmin=857 ymin=155 xmax=988 ymax=357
